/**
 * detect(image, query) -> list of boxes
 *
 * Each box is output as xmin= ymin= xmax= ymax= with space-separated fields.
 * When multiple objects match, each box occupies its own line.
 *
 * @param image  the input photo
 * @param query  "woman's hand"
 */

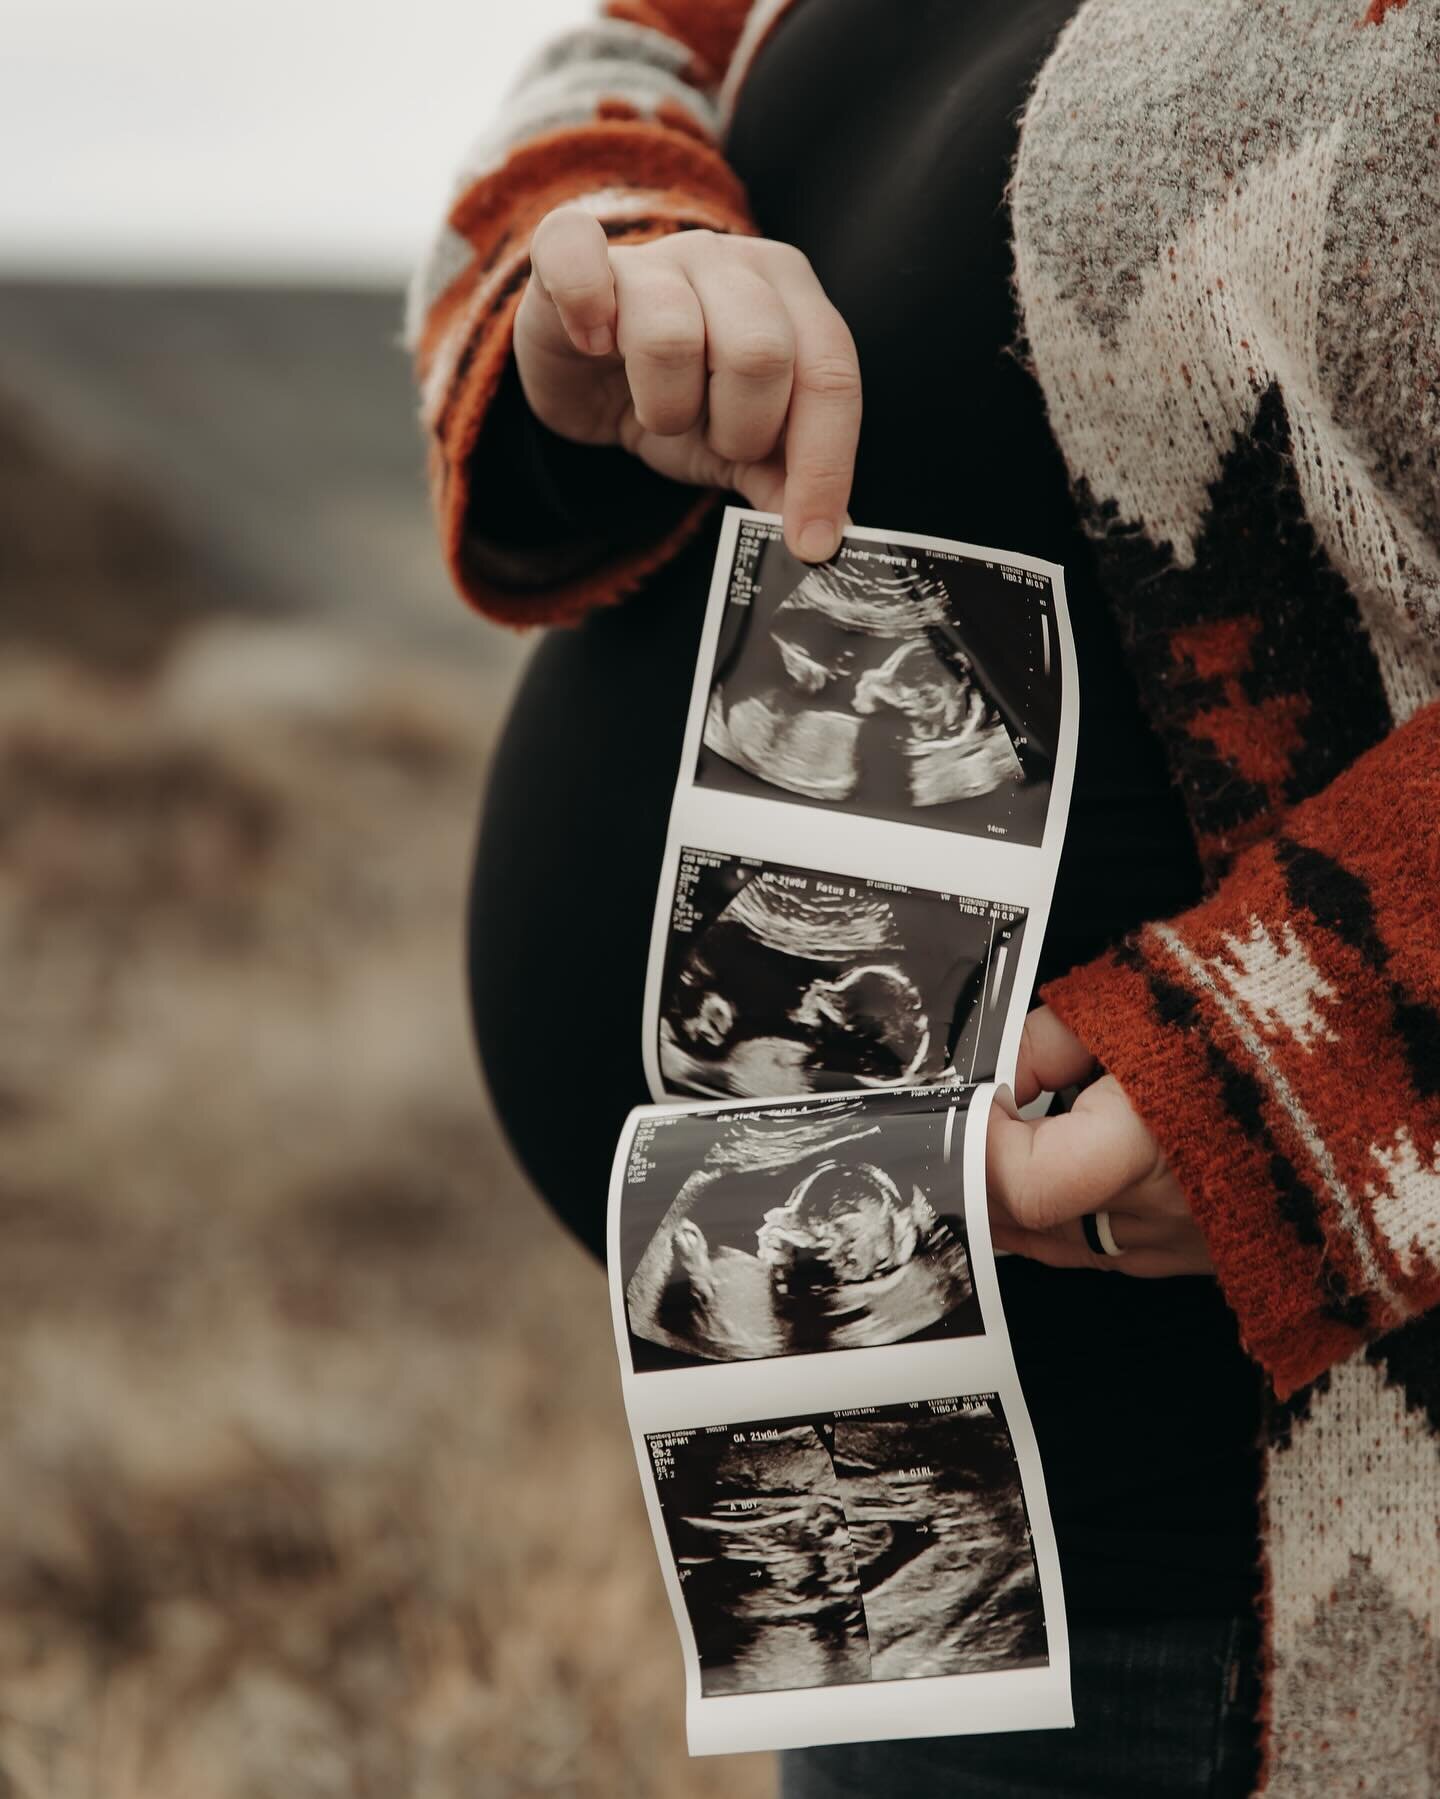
xmin=514 ymin=206 xmax=862 ymax=563
xmin=985 ymin=1007 xmax=1215 ymax=1277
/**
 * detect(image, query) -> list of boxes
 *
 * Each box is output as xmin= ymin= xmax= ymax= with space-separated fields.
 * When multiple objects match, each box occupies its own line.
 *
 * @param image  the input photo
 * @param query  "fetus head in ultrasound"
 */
xmin=755 ymin=1160 xmax=931 ymax=1292
xmin=661 ymin=877 xmax=941 ymax=1099
xmin=625 ymin=1103 xmax=981 ymax=1368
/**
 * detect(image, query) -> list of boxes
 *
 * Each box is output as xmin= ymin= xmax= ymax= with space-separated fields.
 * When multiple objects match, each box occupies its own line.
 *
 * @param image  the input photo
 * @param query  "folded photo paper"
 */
xmin=610 ymin=509 xmax=1079 ymax=1754
xmin=642 ymin=508 xmax=1076 ymax=1106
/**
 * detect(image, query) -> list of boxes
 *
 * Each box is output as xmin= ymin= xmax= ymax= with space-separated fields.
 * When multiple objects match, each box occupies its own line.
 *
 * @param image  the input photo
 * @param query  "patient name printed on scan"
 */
xmin=607 ymin=1083 xmax=1073 ymax=1755
xmin=641 ymin=509 xmax=1077 ymax=1107
xmin=612 ymin=511 xmax=1078 ymax=1755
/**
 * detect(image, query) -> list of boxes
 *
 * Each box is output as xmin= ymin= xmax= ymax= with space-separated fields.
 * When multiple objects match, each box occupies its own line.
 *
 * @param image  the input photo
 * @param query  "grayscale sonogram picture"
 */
xmin=621 ymin=1089 xmax=980 ymax=1371
xmin=697 ymin=523 xmax=1062 ymax=846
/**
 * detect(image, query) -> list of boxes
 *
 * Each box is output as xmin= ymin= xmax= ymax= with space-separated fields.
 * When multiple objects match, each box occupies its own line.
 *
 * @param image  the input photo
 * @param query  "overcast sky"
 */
xmin=2 ymin=0 xmax=582 ymax=285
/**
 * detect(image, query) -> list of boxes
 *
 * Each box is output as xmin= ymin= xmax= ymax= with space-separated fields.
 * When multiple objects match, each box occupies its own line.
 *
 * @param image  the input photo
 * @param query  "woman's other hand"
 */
xmin=985 ymin=1007 xmax=1215 ymax=1277
xmin=514 ymin=207 xmax=862 ymax=563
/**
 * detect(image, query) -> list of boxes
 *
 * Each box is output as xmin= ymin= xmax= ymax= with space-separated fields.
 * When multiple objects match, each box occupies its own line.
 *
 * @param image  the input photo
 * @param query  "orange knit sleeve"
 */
xmin=1041 ymin=698 xmax=1440 ymax=1398
xmin=406 ymin=2 xmax=761 ymax=627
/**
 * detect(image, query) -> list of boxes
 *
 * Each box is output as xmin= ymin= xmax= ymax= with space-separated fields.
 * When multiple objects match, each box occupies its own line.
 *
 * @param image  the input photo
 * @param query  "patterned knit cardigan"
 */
xmin=407 ymin=3 xmax=1440 ymax=1791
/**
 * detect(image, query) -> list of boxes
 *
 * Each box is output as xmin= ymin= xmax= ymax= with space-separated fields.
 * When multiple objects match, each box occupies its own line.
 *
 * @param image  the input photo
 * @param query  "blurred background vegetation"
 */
xmin=0 ymin=273 xmax=775 ymax=1798
xmin=0 ymin=0 xmax=784 ymax=1777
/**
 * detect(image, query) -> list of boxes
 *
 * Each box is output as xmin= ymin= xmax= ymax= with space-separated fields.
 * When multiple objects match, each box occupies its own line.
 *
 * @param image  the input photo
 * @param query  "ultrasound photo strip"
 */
xmin=641 ymin=507 xmax=1077 ymax=1109
xmin=624 ymin=510 xmax=1075 ymax=1748
xmin=607 ymin=1083 xmax=1073 ymax=1755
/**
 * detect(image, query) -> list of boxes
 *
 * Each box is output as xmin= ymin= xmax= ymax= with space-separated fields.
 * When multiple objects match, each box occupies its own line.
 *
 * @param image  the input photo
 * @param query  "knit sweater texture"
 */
xmin=406 ymin=3 xmax=1440 ymax=1791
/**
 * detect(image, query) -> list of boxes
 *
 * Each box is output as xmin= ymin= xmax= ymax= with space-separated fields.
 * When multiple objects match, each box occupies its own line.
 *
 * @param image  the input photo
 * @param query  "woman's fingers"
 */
xmin=613 ymin=256 xmax=708 ymax=437
xmin=1013 ymin=1005 xmax=1098 ymax=1108
xmin=683 ymin=254 xmax=796 ymax=467
xmin=613 ymin=238 xmax=860 ymax=556
xmin=996 ymin=1206 xmax=1171 ymax=1256
xmin=985 ymin=1026 xmax=1217 ymax=1281
xmin=725 ymin=452 xmax=789 ymax=518
xmin=987 ymin=1074 xmax=1216 ymax=1279
xmin=989 ymin=1218 xmax=1189 ymax=1279
xmin=769 ymin=255 xmax=862 ymax=561
xmin=986 ymin=1075 xmax=1162 ymax=1232
xmin=666 ymin=235 xmax=859 ymax=553
xmin=526 ymin=205 xmax=617 ymax=355
xmin=519 ymin=218 xmax=861 ymax=547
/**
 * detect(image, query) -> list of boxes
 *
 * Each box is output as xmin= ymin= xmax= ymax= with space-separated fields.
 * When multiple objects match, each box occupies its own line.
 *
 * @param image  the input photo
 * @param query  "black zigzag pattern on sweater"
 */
xmin=1076 ymin=385 xmax=1392 ymax=871
xmin=1277 ymin=837 xmax=1440 ymax=1101
xmin=1118 ymin=939 xmax=1370 ymax=1329
xmin=1367 ymin=1311 xmax=1440 ymax=1437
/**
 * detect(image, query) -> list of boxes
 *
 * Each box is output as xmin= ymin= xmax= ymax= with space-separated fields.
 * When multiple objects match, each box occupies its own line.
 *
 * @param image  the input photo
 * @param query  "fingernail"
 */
xmin=583 ymin=325 xmax=613 ymax=355
xmin=798 ymin=520 xmax=838 ymax=562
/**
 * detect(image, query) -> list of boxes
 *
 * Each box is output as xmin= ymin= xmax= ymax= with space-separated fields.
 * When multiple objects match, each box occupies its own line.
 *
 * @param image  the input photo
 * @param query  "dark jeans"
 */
xmin=780 ymin=1611 xmax=1262 ymax=1799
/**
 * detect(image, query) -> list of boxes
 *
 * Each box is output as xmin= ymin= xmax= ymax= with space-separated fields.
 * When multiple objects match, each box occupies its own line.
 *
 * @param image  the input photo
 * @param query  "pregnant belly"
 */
xmin=465 ymin=521 xmax=721 ymax=1251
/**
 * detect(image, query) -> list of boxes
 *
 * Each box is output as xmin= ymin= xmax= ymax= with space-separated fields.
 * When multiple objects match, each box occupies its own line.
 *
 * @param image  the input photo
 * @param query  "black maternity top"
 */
xmin=467 ymin=0 xmax=1263 ymax=1617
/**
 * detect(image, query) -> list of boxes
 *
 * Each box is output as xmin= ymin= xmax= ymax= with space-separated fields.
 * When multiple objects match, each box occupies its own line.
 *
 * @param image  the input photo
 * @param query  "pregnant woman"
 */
xmin=407 ymin=4 xmax=1440 ymax=1794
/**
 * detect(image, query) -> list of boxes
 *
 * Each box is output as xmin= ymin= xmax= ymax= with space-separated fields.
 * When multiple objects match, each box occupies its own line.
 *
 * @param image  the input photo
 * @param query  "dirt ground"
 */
xmin=0 ymin=381 xmax=775 ymax=1798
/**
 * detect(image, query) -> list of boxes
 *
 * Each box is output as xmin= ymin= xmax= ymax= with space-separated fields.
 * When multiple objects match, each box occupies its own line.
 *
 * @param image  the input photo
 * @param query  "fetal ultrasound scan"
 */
xmin=622 ymin=1090 xmax=980 ymax=1371
xmin=647 ymin=1396 xmax=1047 ymax=1698
xmin=697 ymin=521 xmax=1062 ymax=846
xmin=619 ymin=511 xmax=1075 ymax=1752
xmin=658 ymin=850 xmax=1026 ymax=1100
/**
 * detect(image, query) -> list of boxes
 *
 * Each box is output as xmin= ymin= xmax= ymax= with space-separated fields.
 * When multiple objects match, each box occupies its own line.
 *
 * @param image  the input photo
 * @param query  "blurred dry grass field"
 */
xmin=0 ymin=372 xmax=775 ymax=1799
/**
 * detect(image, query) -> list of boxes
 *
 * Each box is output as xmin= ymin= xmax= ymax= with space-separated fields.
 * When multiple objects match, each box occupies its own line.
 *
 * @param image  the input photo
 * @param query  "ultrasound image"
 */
xmin=623 ymin=1090 xmax=979 ymax=1372
xmin=697 ymin=521 xmax=1062 ymax=845
xmin=832 ymin=1408 xmax=1048 ymax=1681
xmin=648 ymin=1396 xmax=1046 ymax=1697
xmin=648 ymin=1425 xmax=870 ymax=1698
xmin=659 ymin=851 xmax=1026 ymax=1099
